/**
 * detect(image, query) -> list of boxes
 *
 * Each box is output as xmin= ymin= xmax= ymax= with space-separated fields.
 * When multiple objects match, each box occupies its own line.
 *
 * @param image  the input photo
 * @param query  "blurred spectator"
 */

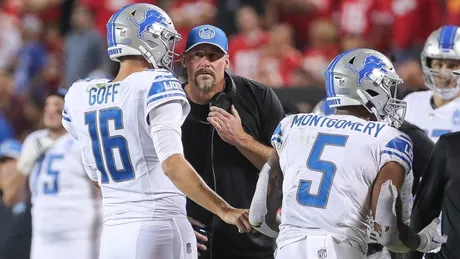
xmin=266 ymin=0 xmax=333 ymax=48
xmin=302 ymin=19 xmax=339 ymax=87
xmin=255 ymin=23 xmax=302 ymax=88
xmin=170 ymin=0 xmax=217 ymax=53
xmin=397 ymin=59 xmax=425 ymax=90
xmin=228 ymin=5 xmax=269 ymax=79
xmin=391 ymin=0 xmax=442 ymax=63
xmin=0 ymin=69 xmax=28 ymax=141
xmin=0 ymin=9 xmax=21 ymax=72
xmin=447 ymin=0 xmax=460 ymax=24
xmin=338 ymin=0 xmax=392 ymax=52
xmin=12 ymin=14 xmax=47 ymax=96
xmin=214 ymin=0 xmax=265 ymax=36
xmin=81 ymin=0 xmax=152 ymax=37
xmin=43 ymin=23 xmax=63 ymax=90
xmin=63 ymin=4 xmax=108 ymax=87
xmin=0 ymin=139 xmax=32 ymax=259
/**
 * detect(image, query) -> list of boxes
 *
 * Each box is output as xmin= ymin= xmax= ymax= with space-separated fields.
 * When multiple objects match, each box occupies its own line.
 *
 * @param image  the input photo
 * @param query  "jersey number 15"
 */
xmin=297 ymin=133 xmax=348 ymax=208
xmin=85 ymin=107 xmax=135 ymax=183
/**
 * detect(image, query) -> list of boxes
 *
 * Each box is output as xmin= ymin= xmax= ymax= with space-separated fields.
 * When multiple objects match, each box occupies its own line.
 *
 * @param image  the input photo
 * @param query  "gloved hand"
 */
xmin=17 ymin=134 xmax=55 ymax=175
xmin=417 ymin=218 xmax=448 ymax=253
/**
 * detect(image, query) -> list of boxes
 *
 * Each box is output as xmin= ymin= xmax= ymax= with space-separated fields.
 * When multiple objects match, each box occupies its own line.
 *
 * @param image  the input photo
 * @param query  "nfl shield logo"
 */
xmin=186 ymin=243 xmax=192 ymax=254
xmin=317 ymin=248 xmax=327 ymax=258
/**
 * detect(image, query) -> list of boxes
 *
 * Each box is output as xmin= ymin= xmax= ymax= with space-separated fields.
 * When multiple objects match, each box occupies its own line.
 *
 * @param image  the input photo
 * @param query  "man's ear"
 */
xmin=181 ymin=55 xmax=186 ymax=68
xmin=225 ymin=54 xmax=230 ymax=70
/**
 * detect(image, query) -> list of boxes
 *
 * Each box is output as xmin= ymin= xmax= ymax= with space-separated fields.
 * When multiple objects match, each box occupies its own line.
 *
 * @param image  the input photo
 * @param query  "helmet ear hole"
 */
xmin=366 ymin=89 xmax=379 ymax=97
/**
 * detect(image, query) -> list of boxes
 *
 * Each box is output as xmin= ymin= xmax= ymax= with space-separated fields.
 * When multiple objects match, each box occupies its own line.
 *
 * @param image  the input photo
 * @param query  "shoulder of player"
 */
xmin=130 ymin=69 xmax=181 ymax=93
xmin=402 ymin=90 xmax=431 ymax=103
xmin=23 ymin=129 xmax=50 ymax=143
xmin=70 ymin=77 xmax=110 ymax=88
xmin=378 ymin=125 xmax=412 ymax=145
xmin=67 ymin=77 xmax=111 ymax=98
xmin=135 ymin=69 xmax=177 ymax=82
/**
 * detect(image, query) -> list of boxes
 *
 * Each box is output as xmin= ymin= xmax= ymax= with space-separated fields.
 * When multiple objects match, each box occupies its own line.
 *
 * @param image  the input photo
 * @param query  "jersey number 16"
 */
xmin=85 ymin=107 xmax=135 ymax=183
xmin=297 ymin=133 xmax=348 ymax=208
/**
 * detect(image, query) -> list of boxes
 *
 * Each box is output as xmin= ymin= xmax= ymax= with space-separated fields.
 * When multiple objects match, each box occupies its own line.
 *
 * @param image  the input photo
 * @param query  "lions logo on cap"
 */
xmin=198 ymin=27 xmax=215 ymax=39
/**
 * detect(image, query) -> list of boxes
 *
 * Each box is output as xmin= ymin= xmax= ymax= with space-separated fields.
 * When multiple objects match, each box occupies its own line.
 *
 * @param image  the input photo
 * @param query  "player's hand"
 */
xmin=17 ymin=135 xmax=54 ymax=175
xmin=416 ymin=218 xmax=448 ymax=253
xmin=220 ymin=207 xmax=252 ymax=233
xmin=188 ymin=217 xmax=208 ymax=252
xmin=208 ymin=105 xmax=249 ymax=147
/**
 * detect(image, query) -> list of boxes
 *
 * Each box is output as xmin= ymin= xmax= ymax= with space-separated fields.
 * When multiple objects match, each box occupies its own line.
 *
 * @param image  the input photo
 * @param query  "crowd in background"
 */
xmin=0 ymin=0 xmax=457 ymax=142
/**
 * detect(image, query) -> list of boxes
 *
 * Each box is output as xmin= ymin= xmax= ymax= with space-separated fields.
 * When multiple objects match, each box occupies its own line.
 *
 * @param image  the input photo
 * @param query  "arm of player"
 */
xmin=371 ymin=162 xmax=447 ymax=253
xmin=61 ymin=103 xmax=78 ymax=140
xmin=3 ymin=132 xmax=53 ymax=205
xmin=149 ymin=101 xmax=251 ymax=233
xmin=373 ymin=133 xmax=446 ymax=253
xmin=408 ymin=136 xmax=448 ymax=259
xmin=249 ymin=149 xmax=283 ymax=238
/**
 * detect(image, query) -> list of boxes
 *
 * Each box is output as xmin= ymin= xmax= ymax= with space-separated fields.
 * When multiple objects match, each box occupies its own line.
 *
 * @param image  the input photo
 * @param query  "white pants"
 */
xmin=31 ymin=235 xmax=99 ymax=259
xmin=275 ymin=235 xmax=366 ymax=259
xmin=99 ymin=217 xmax=197 ymax=259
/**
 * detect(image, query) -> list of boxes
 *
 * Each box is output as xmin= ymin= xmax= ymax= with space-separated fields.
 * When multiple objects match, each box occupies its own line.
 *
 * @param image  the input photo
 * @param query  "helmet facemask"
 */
xmin=138 ymin=23 xmax=182 ymax=70
xmin=358 ymin=69 xmax=406 ymax=128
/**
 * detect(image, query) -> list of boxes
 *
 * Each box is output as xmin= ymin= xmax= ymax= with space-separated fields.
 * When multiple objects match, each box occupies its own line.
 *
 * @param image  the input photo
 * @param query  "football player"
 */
xmin=1 ymin=89 xmax=102 ymax=259
xmin=249 ymin=48 xmax=446 ymax=258
xmin=61 ymin=3 xmax=251 ymax=259
xmin=403 ymin=25 xmax=460 ymax=143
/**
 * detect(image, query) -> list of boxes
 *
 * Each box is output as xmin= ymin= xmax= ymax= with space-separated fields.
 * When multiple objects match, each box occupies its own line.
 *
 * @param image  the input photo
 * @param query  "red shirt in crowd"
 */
xmin=228 ymin=30 xmax=269 ymax=80
xmin=80 ymin=0 xmax=153 ymax=37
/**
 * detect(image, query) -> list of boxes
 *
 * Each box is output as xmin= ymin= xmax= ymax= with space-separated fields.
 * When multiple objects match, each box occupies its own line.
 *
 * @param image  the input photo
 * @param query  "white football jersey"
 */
xmin=403 ymin=90 xmax=460 ymax=143
xmin=62 ymin=69 xmax=190 ymax=225
xmin=27 ymin=130 xmax=101 ymax=237
xmin=271 ymin=114 xmax=413 ymax=252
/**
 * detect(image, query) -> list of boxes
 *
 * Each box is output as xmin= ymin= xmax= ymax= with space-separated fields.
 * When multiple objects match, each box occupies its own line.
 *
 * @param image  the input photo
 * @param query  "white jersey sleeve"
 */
xmin=270 ymin=115 xmax=291 ymax=153
xmin=378 ymin=127 xmax=413 ymax=174
xmin=62 ymin=103 xmax=78 ymax=140
xmin=143 ymin=69 xmax=190 ymax=126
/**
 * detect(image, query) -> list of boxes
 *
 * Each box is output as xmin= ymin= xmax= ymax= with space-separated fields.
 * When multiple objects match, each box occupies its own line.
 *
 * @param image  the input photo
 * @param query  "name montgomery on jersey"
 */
xmin=290 ymin=114 xmax=387 ymax=138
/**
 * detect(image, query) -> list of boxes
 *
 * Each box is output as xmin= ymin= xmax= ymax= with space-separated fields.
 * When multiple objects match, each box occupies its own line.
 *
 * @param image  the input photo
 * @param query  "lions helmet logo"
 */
xmin=346 ymin=55 xmax=388 ymax=86
xmin=127 ymin=9 xmax=170 ymax=38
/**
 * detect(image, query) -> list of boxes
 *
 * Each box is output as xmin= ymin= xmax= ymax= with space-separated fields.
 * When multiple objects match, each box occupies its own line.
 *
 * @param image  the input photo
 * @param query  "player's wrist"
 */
xmin=217 ymin=202 xmax=233 ymax=219
xmin=416 ymin=232 xmax=427 ymax=251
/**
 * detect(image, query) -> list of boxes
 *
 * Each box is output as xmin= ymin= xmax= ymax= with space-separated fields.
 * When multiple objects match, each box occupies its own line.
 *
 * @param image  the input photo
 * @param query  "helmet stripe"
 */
xmin=325 ymin=48 xmax=355 ymax=97
xmin=439 ymin=25 xmax=458 ymax=50
xmin=109 ymin=4 xmax=136 ymax=47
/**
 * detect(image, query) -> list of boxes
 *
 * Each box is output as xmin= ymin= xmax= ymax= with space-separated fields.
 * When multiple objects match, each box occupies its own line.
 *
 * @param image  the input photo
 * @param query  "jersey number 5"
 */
xmin=85 ymin=107 xmax=135 ymax=183
xmin=297 ymin=133 xmax=348 ymax=208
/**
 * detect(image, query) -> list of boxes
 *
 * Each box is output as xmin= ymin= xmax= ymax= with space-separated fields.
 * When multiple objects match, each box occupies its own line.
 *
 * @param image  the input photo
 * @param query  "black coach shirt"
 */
xmin=182 ymin=73 xmax=285 ymax=259
xmin=398 ymin=121 xmax=434 ymax=195
xmin=409 ymin=132 xmax=460 ymax=259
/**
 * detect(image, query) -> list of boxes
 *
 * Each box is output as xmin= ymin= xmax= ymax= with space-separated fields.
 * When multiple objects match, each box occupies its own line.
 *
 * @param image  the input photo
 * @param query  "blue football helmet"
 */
xmin=324 ymin=48 xmax=406 ymax=128
xmin=421 ymin=25 xmax=460 ymax=100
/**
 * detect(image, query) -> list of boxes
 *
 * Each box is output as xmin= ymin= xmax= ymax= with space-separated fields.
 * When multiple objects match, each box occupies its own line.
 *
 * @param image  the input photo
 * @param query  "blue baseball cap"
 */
xmin=184 ymin=25 xmax=228 ymax=54
xmin=0 ymin=139 xmax=22 ymax=160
